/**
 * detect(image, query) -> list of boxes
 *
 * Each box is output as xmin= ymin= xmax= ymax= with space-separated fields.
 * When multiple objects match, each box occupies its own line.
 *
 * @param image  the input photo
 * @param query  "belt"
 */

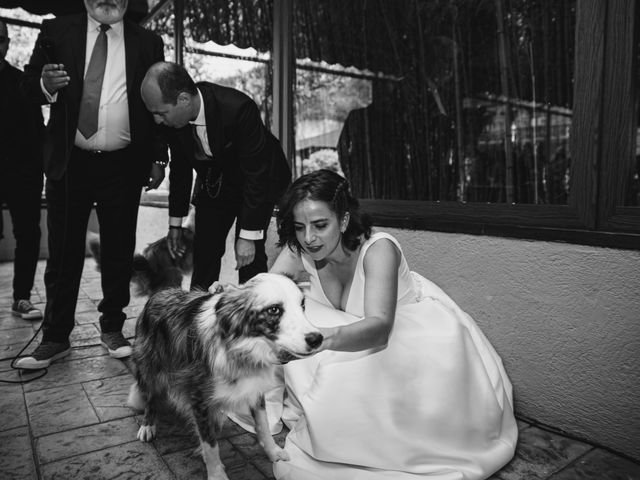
xmin=74 ymin=146 xmax=129 ymax=158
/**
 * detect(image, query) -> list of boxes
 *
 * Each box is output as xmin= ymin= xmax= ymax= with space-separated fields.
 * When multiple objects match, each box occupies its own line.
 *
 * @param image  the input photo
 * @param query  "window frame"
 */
xmin=282 ymin=0 xmax=640 ymax=250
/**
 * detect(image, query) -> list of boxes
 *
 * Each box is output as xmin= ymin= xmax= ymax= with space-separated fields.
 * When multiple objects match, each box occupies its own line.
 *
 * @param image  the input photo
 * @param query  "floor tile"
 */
xmin=1 ymin=339 xmax=41 ymax=362
xmin=60 ymin=345 xmax=107 ymax=362
xmin=74 ymin=311 xmax=99 ymax=325
xmin=496 ymin=426 xmax=593 ymax=480
xmin=0 ymin=426 xmax=37 ymax=479
xmin=40 ymin=440 xmax=174 ymax=480
xmin=122 ymin=317 xmax=137 ymax=338
xmin=74 ymin=300 xmax=98 ymax=315
xmin=148 ymin=413 xmax=200 ymax=456
xmin=36 ymin=417 xmax=140 ymax=465
xmin=549 ymin=448 xmax=640 ymax=480
xmin=0 ymin=327 xmax=38 ymax=346
xmin=0 ymin=357 xmax=15 ymax=372
xmin=0 ymin=314 xmax=38 ymax=331
xmin=68 ymin=323 xmax=100 ymax=343
xmin=23 ymin=355 xmax=129 ymax=393
xmin=25 ymin=383 xmax=100 ymax=437
xmin=228 ymin=431 xmax=278 ymax=478
xmin=161 ymin=446 xmax=208 ymax=479
xmin=71 ymin=336 xmax=103 ymax=349
xmin=83 ymin=373 xmax=136 ymax=422
xmin=0 ymin=383 xmax=28 ymax=431
xmin=220 ymin=417 xmax=250 ymax=439
xmin=162 ymin=438 xmax=267 ymax=480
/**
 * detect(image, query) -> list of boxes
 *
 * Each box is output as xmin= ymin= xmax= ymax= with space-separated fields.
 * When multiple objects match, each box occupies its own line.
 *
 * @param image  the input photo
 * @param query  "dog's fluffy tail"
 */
xmin=127 ymin=382 xmax=147 ymax=412
xmin=131 ymin=254 xmax=154 ymax=296
xmin=86 ymin=231 xmax=101 ymax=270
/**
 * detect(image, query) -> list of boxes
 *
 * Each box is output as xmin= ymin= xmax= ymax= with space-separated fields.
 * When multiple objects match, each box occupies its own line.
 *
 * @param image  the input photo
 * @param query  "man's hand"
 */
xmin=167 ymin=227 xmax=185 ymax=259
xmin=235 ymin=238 xmax=255 ymax=270
xmin=146 ymin=163 xmax=165 ymax=191
xmin=41 ymin=64 xmax=70 ymax=95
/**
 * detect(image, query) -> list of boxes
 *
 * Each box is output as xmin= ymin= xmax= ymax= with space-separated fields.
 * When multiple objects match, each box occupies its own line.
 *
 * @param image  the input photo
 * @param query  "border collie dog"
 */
xmin=127 ymin=273 xmax=323 ymax=480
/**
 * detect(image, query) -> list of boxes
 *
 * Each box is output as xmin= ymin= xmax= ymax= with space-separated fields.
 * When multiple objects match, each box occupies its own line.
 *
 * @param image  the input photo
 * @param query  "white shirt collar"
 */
xmin=190 ymin=88 xmax=206 ymax=126
xmin=87 ymin=15 xmax=124 ymax=36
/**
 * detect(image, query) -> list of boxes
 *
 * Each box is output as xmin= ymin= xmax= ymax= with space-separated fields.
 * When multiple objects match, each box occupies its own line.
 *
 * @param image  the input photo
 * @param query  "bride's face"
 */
xmin=293 ymin=199 xmax=344 ymax=260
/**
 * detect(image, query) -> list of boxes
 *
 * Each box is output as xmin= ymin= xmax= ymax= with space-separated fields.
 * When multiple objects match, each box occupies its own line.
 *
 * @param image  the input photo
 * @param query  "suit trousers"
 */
xmin=42 ymin=147 xmax=141 ymax=343
xmin=191 ymin=186 xmax=269 ymax=290
xmin=0 ymin=172 xmax=43 ymax=301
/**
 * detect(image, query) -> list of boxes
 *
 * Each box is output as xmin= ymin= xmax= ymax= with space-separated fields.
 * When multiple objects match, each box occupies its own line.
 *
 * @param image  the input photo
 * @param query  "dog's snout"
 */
xmin=305 ymin=332 xmax=323 ymax=350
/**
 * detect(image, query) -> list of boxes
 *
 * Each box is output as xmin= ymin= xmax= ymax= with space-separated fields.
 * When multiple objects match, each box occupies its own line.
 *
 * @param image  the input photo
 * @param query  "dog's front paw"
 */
xmin=208 ymin=281 xmax=225 ymax=294
xmin=207 ymin=466 xmax=229 ymax=480
xmin=266 ymin=445 xmax=290 ymax=462
xmin=137 ymin=424 xmax=156 ymax=442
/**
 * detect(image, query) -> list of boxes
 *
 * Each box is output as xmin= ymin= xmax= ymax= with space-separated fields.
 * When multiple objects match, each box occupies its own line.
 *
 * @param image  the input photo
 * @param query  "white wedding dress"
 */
xmin=231 ymin=232 xmax=517 ymax=479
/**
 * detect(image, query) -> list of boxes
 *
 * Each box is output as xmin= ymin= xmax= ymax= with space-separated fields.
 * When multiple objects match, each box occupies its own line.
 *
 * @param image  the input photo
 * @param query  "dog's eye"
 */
xmin=301 ymin=298 xmax=305 ymax=311
xmin=267 ymin=305 xmax=282 ymax=316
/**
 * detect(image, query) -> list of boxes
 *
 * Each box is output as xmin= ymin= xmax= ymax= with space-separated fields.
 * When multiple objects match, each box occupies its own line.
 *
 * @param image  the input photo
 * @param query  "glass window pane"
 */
xmin=293 ymin=0 xmax=576 ymax=204
xmin=294 ymin=63 xmax=371 ymax=178
xmin=627 ymin=15 xmax=640 ymax=206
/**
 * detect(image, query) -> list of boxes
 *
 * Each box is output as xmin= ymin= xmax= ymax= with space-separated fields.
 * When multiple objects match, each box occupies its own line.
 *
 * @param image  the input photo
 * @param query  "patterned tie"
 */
xmin=78 ymin=24 xmax=110 ymax=139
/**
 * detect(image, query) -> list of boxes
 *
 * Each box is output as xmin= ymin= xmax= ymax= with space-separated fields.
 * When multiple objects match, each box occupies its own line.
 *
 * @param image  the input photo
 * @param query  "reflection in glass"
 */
xmin=628 ymin=21 xmax=640 ymax=206
xmin=293 ymin=0 xmax=576 ymax=204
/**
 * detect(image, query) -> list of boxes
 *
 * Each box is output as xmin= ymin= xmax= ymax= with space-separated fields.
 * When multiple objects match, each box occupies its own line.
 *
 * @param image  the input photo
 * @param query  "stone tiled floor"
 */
xmin=1 ymin=259 xmax=640 ymax=480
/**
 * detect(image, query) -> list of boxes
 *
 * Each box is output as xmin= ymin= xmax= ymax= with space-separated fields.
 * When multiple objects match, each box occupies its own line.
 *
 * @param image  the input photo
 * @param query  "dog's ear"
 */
xmin=277 ymin=271 xmax=310 ymax=292
xmin=214 ymin=286 xmax=254 ymax=340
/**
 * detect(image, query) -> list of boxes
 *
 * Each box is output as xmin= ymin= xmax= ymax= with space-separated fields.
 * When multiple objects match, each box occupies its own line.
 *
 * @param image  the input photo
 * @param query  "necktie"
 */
xmin=78 ymin=24 xmax=110 ymax=139
xmin=191 ymin=124 xmax=212 ymax=161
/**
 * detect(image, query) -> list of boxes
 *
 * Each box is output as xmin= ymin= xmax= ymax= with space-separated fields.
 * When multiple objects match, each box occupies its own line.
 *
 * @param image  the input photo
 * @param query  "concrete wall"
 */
xmin=385 ymin=228 xmax=640 ymax=461
xmin=3 ymin=205 xmax=639 ymax=460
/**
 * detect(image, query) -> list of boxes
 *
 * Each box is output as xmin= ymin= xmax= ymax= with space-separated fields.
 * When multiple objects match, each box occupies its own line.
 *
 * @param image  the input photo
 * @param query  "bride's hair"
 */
xmin=277 ymin=169 xmax=372 ymax=252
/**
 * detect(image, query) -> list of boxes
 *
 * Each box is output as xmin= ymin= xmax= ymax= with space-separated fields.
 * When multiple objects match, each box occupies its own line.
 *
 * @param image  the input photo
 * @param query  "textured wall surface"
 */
xmin=385 ymin=228 xmax=640 ymax=461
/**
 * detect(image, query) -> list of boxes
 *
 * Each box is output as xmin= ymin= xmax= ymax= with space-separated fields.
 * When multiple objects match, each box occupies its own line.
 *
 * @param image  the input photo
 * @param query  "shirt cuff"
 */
xmin=169 ymin=216 xmax=183 ymax=228
xmin=40 ymin=77 xmax=57 ymax=103
xmin=239 ymin=229 xmax=264 ymax=240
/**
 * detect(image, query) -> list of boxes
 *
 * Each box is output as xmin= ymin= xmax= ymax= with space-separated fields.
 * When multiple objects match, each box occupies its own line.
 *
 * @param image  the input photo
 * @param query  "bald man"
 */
xmin=141 ymin=61 xmax=290 ymax=290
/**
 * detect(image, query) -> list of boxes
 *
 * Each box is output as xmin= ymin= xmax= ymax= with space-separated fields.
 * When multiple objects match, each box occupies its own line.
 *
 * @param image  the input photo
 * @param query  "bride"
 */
xmin=235 ymin=169 xmax=517 ymax=480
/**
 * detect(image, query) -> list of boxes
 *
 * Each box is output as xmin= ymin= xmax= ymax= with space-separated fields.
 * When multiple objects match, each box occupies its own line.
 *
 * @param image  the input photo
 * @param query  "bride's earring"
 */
xmin=340 ymin=215 xmax=349 ymax=233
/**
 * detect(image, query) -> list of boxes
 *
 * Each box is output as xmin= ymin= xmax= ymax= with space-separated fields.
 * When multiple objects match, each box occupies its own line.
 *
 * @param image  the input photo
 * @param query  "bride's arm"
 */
xmin=269 ymin=245 xmax=306 ymax=280
xmin=320 ymin=239 xmax=400 ymax=352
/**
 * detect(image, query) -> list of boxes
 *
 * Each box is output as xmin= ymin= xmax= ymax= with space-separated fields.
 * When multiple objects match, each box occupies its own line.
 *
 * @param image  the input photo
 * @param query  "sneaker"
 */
xmin=12 ymin=300 xmax=43 ymax=320
xmin=15 ymin=341 xmax=71 ymax=370
xmin=100 ymin=332 xmax=132 ymax=359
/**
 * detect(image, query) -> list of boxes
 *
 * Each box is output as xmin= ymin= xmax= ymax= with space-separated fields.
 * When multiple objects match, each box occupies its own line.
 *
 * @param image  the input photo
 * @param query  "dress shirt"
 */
xmin=169 ymin=88 xmax=263 ymax=241
xmin=41 ymin=16 xmax=130 ymax=151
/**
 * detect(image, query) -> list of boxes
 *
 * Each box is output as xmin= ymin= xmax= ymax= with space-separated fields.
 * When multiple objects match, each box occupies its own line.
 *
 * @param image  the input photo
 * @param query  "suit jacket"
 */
xmin=0 ymin=62 xmax=44 ymax=180
xmin=21 ymin=13 xmax=167 ymax=185
xmin=167 ymin=82 xmax=291 ymax=231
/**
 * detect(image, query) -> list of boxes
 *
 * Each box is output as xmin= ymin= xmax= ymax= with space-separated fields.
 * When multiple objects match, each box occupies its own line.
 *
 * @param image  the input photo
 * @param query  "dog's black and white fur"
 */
xmin=127 ymin=273 xmax=323 ymax=480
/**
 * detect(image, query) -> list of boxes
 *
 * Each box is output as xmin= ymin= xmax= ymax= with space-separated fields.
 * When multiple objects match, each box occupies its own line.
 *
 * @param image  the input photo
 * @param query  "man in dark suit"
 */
xmin=0 ymin=19 xmax=45 ymax=320
xmin=16 ymin=0 xmax=167 ymax=369
xmin=140 ymin=61 xmax=291 ymax=290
